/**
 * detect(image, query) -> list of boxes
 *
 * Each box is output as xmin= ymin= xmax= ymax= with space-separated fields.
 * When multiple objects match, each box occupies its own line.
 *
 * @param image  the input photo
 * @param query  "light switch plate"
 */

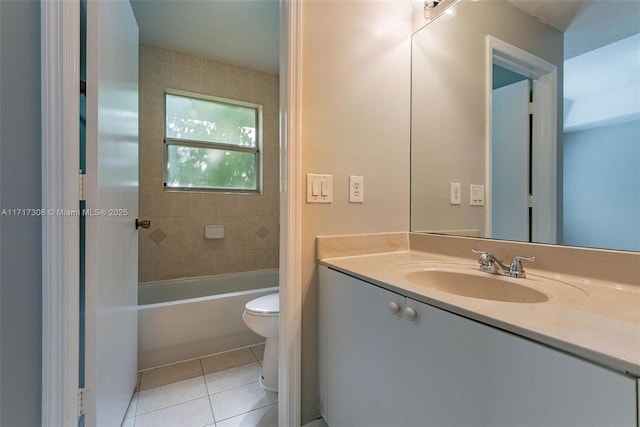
xmin=470 ymin=184 xmax=484 ymax=206
xmin=307 ymin=174 xmax=333 ymax=203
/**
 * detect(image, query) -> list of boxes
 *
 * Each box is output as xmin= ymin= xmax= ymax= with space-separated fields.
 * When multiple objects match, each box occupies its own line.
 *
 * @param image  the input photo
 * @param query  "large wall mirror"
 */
xmin=411 ymin=0 xmax=640 ymax=252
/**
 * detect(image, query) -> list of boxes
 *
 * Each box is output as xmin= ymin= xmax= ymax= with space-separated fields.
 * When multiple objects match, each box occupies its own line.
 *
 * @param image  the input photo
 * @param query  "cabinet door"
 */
xmin=319 ymin=266 xmax=407 ymax=427
xmin=405 ymin=298 xmax=637 ymax=426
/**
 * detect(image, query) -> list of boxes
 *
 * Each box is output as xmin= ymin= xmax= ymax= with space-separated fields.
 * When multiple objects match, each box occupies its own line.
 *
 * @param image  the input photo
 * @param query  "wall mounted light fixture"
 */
xmin=424 ymin=0 xmax=459 ymax=20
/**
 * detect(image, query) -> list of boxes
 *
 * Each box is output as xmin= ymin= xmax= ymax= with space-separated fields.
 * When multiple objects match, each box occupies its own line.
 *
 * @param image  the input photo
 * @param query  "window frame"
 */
xmin=163 ymin=89 xmax=263 ymax=194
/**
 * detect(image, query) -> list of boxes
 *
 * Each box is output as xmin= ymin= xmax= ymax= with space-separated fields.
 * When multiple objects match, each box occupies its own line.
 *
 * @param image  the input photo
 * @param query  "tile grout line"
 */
xmin=201 ymin=357 xmax=218 ymax=425
xmin=214 ymin=401 xmax=277 ymax=424
xmin=137 ymin=343 xmax=265 ymax=374
xmin=135 ymin=395 xmax=212 ymax=418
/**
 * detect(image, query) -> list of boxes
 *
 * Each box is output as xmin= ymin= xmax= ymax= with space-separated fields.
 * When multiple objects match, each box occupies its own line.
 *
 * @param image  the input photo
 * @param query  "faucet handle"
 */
xmin=471 ymin=249 xmax=491 ymax=264
xmin=472 ymin=249 xmax=501 ymax=274
xmin=472 ymin=249 xmax=500 ymax=263
xmin=509 ymin=256 xmax=535 ymax=278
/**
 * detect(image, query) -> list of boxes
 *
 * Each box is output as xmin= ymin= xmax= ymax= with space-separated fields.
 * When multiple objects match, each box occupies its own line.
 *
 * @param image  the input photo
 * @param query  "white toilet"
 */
xmin=242 ymin=293 xmax=279 ymax=391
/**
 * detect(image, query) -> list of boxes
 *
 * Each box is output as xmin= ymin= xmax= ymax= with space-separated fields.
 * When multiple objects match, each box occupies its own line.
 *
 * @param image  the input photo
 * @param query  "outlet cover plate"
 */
xmin=450 ymin=182 xmax=461 ymax=205
xmin=349 ymin=175 xmax=364 ymax=203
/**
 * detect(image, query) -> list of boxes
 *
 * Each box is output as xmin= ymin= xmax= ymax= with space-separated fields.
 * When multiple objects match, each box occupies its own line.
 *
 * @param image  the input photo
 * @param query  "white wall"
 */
xmin=564 ymin=34 xmax=640 ymax=132
xmin=300 ymin=0 xmax=412 ymax=421
xmin=0 ymin=1 xmax=42 ymax=425
xmin=563 ymin=119 xmax=640 ymax=251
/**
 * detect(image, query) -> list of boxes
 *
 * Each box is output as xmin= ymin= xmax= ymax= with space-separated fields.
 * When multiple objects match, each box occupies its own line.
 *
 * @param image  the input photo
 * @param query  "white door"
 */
xmin=84 ymin=1 xmax=139 ymax=425
xmin=491 ymin=80 xmax=530 ymax=242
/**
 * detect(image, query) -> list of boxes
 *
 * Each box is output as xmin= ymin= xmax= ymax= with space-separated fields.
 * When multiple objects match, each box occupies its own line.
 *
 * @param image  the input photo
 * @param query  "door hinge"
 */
xmin=528 ymin=102 xmax=535 ymax=115
xmin=78 ymin=387 xmax=86 ymax=416
xmin=528 ymin=193 xmax=534 ymax=208
xmin=79 ymin=173 xmax=85 ymax=200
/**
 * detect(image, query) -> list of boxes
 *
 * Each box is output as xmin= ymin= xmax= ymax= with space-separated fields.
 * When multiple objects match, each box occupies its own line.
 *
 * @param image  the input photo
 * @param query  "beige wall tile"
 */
xmin=174 ymin=51 xmax=203 ymax=70
xmin=138 ymin=44 xmax=279 ymax=282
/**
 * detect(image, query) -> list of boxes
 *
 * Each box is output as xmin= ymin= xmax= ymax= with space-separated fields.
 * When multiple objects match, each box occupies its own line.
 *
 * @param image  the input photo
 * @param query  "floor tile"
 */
xmin=134 ymin=397 xmax=214 ymax=427
xmin=140 ymin=359 xmax=203 ymax=390
xmin=250 ymin=343 xmax=265 ymax=361
xmin=210 ymin=382 xmax=277 ymax=421
xmin=205 ymin=362 xmax=261 ymax=395
xmin=201 ymin=348 xmax=257 ymax=374
xmin=137 ymin=376 xmax=208 ymax=415
xmin=215 ymin=402 xmax=277 ymax=427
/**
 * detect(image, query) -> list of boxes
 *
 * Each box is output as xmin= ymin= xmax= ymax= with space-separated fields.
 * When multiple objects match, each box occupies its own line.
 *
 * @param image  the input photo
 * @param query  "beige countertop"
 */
xmin=319 ymin=248 xmax=640 ymax=378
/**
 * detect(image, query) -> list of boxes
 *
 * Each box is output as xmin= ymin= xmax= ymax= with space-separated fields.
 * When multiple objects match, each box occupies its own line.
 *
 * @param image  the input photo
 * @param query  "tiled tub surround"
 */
xmin=317 ymin=232 xmax=640 ymax=376
xmin=138 ymin=44 xmax=280 ymax=282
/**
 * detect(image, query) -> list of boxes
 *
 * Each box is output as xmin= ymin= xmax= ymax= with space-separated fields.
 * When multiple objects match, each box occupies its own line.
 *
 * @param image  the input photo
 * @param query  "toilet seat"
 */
xmin=245 ymin=293 xmax=279 ymax=316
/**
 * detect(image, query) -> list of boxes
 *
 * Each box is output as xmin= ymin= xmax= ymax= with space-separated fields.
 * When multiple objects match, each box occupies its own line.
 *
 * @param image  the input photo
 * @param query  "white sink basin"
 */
xmin=392 ymin=262 xmax=588 ymax=304
xmin=404 ymin=269 xmax=548 ymax=303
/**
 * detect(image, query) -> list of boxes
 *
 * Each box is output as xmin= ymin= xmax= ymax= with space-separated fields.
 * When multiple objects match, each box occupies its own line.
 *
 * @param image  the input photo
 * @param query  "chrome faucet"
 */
xmin=472 ymin=250 xmax=535 ymax=278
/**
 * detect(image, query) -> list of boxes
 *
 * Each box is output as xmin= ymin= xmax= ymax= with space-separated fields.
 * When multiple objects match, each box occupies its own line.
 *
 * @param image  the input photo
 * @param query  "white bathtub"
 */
xmin=138 ymin=269 xmax=278 ymax=370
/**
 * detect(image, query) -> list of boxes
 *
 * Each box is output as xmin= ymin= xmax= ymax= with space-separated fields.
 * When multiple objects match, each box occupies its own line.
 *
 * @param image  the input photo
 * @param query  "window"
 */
xmin=164 ymin=90 xmax=262 ymax=192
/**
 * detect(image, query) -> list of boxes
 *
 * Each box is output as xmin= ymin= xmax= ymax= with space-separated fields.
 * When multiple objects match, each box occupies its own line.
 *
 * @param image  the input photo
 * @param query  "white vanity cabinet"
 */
xmin=318 ymin=265 xmax=408 ymax=426
xmin=318 ymin=266 xmax=638 ymax=427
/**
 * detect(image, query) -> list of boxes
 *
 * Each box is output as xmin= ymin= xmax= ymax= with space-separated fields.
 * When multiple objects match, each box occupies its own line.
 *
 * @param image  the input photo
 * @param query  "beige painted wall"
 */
xmin=138 ymin=44 xmax=279 ymax=282
xmin=410 ymin=1 xmax=563 ymax=235
xmin=300 ymin=0 xmax=412 ymax=421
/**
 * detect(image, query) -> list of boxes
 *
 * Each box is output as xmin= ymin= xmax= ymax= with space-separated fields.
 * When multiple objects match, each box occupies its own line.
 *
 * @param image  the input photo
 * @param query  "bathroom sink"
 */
xmin=403 ymin=269 xmax=549 ymax=303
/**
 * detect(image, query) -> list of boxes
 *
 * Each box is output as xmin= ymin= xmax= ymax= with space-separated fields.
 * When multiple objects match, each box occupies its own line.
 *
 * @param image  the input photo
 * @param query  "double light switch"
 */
xmin=307 ymin=174 xmax=333 ymax=203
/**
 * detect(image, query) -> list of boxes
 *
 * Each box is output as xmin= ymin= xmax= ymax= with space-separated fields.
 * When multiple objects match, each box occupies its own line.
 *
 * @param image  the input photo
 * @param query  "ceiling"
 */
xmin=508 ymin=0 xmax=587 ymax=32
xmin=129 ymin=0 xmax=280 ymax=75
xmin=129 ymin=0 xmax=638 ymax=73
xmin=508 ymin=0 xmax=640 ymax=58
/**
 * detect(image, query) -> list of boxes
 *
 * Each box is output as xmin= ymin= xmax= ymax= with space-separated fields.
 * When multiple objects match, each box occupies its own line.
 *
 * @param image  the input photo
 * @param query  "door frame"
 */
xmin=41 ymin=1 xmax=81 ymax=425
xmin=485 ymin=35 xmax=558 ymax=244
xmin=278 ymin=0 xmax=303 ymax=425
xmin=41 ymin=1 xmax=303 ymax=426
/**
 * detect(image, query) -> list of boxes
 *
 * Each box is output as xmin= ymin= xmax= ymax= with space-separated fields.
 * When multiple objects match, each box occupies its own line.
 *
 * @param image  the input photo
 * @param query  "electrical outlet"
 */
xmin=450 ymin=182 xmax=461 ymax=205
xmin=349 ymin=175 xmax=364 ymax=203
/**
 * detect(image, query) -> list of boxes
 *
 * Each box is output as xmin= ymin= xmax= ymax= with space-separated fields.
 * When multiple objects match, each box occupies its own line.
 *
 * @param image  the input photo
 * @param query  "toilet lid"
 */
xmin=245 ymin=293 xmax=279 ymax=315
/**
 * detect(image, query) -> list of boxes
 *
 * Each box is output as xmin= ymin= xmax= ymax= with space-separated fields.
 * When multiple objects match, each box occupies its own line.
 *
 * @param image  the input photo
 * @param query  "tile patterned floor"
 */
xmin=122 ymin=344 xmax=278 ymax=427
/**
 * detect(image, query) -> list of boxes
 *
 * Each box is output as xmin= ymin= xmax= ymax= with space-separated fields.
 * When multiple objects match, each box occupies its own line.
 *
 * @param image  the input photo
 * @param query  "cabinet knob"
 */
xmin=388 ymin=301 xmax=401 ymax=314
xmin=404 ymin=307 xmax=418 ymax=321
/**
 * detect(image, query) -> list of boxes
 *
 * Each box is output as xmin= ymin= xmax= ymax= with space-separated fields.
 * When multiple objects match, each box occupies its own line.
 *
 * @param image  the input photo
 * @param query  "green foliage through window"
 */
xmin=164 ymin=91 xmax=261 ymax=192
